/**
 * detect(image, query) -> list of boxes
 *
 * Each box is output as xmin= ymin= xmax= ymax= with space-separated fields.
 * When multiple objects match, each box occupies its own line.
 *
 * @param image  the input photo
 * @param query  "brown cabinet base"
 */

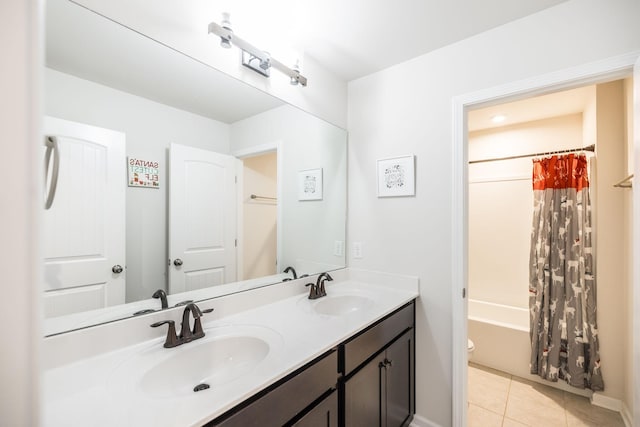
xmin=209 ymin=300 xmax=415 ymax=427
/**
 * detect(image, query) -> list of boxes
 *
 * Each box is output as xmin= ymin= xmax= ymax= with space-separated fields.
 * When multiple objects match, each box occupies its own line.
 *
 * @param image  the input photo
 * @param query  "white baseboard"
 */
xmin=592 ymin=395 xmax=634 ymax=427
xmin=591 ymin=392 xmax=621 ymax=412
xmin=410 ymin=414 xmax=442 ymax=427
xmin=620 ymin=401 xmax=633 ymax=427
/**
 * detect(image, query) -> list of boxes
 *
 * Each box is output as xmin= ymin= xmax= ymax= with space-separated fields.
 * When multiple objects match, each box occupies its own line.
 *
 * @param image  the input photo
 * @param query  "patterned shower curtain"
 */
xmin=528 ymin=153 xmax=604 ymax=391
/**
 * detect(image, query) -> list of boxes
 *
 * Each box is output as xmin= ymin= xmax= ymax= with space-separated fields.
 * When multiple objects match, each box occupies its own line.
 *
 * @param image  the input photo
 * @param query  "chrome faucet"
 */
xmin=150 ymin=302 xmax=213 ymax=348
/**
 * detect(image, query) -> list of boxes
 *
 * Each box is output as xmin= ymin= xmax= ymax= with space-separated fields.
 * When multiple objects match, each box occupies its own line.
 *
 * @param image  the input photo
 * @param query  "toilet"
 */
xmin=467 ymin=338 xmax=475 ymax=361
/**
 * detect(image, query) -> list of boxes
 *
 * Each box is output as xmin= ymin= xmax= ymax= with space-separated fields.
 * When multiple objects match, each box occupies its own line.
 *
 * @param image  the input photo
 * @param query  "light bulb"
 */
xmin=221 ymin=12 xmax=232 ymax=30
xmin=290 ymin=59 xmax=300 ymax=85
xmin=220 ymin=12 xmax=232 ymax=48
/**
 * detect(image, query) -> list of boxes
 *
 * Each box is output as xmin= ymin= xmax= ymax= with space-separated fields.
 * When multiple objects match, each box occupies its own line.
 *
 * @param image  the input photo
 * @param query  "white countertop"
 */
xmin=43 ymin=273 xmax=418 ymax=427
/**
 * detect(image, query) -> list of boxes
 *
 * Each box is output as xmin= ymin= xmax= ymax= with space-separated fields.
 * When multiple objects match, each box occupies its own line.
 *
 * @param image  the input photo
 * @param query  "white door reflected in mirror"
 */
xmin=43 ymin=117 xmax=126 ymax=317
xmin=169 ymin=143 xmax=239 ymax=294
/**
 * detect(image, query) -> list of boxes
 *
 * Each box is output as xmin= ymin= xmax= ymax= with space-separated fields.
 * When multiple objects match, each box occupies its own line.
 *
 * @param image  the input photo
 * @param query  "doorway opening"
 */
xmin=465 ymin=79 xmax=632 ymax=425
xmin=240 ymin=151 xmax=278 ymax=281
xmin=451 ymin=52 xmax=639 ymax=427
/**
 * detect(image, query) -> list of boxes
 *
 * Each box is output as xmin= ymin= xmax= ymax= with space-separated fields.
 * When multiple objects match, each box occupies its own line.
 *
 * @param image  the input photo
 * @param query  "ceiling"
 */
xmin=70 ymin=0 xmax=569 ymax=82
xmin=468 ymin=85 xmax=594 ymax=132
xmin=47 ymin=0 xmax=572 ymax=124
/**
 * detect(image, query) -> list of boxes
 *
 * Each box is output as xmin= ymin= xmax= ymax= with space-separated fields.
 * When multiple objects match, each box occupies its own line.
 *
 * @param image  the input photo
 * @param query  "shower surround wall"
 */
xmin=468 ymin=82 xmax=630 ymax=409
xmin=469 ymin=114 xmax=583 ymax=312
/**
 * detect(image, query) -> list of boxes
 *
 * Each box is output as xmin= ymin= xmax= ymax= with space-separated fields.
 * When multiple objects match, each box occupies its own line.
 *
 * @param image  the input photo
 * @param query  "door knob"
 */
xmin=173 ymin=258 xmax=183 ymax=266
xmin=112 ymin=265 xmax=124 ymax=274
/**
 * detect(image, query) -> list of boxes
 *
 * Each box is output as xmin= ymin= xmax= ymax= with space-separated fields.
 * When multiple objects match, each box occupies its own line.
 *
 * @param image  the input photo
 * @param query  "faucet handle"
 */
xmin=151 ymin=320 xmax=181 ymax=348
xmin=192 ymin=308 xmax=214 ymax=339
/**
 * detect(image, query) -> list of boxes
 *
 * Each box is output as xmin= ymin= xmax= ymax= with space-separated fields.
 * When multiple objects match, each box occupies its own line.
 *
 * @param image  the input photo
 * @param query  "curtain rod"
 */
xmin=250 ymin=194 xmax=277 ymax=201
xmin=469 ymin=144 xmax=595 ymax=165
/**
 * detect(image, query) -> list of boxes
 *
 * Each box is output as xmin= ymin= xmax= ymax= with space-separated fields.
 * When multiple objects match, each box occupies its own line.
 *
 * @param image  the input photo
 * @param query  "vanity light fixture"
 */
xmin=208 ymin=13 xmax=308 ymax=87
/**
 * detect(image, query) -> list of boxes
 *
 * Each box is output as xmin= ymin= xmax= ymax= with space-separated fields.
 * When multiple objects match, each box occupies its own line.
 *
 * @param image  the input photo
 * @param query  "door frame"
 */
xmin=232 ymin=141 xmax=284 ymax=278
xmin=451 ymin=50 xmax=640 ymax=427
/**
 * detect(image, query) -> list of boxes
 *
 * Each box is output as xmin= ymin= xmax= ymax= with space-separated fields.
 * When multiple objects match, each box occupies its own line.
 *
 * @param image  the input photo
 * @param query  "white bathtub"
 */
xmin=467 ymin=299 xmax=532 ymax=378
xmin=467 ymin=298 xmax=591 ymax=397
xmin=468 ymin=299 xmax=529 ymax=332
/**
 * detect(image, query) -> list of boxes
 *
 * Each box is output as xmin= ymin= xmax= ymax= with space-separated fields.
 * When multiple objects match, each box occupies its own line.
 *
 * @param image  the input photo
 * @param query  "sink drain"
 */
xmin=193 ymin=383 xmax=210 ymax=392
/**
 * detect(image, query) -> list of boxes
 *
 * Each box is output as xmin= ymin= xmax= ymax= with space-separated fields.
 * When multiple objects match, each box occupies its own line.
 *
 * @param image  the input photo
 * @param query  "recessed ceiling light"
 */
xmin=491 ymin=114 xmax=506 ymax=124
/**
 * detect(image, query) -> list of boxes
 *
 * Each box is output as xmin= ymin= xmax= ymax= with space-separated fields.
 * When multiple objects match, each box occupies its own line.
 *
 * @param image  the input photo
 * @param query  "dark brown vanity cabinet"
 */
xmin=208 ymin=300 xmax=415 ymax=427
xmin=341 ymin=302 xmax=415 ymax=427
xmin=291 ymin=390 xmax=339 ymax=426
xmin=208 ymin=350 xmax=338 ymax=427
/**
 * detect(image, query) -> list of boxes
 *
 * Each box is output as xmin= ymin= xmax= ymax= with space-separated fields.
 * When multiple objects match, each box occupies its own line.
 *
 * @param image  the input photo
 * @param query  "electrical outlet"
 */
xmin=353 ymin=242 xmax=363 ymax=259
xmin=333 ymin=240 xmax=344 ymax=257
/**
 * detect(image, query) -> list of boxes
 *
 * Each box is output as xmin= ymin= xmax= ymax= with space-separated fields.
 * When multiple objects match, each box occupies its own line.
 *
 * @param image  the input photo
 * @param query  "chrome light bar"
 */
xmin=207 ymin=18 xmax=307 ymax=87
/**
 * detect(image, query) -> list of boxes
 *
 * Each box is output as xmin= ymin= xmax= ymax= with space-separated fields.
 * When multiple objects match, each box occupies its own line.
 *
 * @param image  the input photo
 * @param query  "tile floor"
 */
xmin=468 ymin=363 xmax=625 ymax=427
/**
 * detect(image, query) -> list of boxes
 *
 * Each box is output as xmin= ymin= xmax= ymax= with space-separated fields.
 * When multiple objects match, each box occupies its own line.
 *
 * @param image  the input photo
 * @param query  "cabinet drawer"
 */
xmin=342 ymin=301 xmax=414 ymax=375
xmin=210 ymin=350 xmax=338 ymax=427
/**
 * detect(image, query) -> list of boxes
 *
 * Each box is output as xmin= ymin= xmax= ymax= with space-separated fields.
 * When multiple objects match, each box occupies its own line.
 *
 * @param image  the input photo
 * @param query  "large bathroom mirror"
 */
xmin=43 ymin=0 xmax=347 ymax=335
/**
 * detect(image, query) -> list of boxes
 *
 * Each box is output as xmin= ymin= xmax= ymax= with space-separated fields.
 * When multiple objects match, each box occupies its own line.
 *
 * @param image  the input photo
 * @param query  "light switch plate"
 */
xmin=333 ymin=240 xmax=344 ymax=257
xmin=353 ymin=242 xmax=363 ymax=259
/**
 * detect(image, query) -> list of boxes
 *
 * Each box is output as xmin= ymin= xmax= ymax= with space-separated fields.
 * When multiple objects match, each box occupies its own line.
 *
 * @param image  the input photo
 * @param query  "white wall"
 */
xmin=593 ymin=80 xmax=628 ymax=407
xmin=44 ymin=68 xmax=230 ymax=303
xmin=468 ymin=114 xmax=583 ymax=309
xmin=347 ymin=1 xmax=640 ymax=425
xmin=0 ymin=0 xmax=41 ymax=425
xmin=242 ymin=153 xmax=277 ymax=279
xmin=231 ymin=105 xmax=347 ymax=275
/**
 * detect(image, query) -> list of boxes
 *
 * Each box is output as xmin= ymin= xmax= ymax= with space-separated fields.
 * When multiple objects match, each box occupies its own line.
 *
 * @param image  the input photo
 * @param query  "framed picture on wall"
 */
xmin=298 ymin=168 xmax=323 ymax=201
xmin=377 ymin=155 xmax=415 ymax=197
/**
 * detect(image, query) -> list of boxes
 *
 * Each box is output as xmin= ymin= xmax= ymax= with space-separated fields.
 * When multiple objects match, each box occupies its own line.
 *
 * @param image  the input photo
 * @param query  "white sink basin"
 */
xmin=109 ymin=324 xmax=282 ymax=399
xmin=140 ymin=335 xmax=269 ymax=398
xmin=313 ymin=295 xmax=374 ymax=315
xmin=299 ymin=293 xmax=374 ymax=316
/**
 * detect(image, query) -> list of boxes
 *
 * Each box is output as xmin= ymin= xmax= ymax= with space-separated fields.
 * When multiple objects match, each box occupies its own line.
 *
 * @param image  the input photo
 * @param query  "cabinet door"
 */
xmin=385 ymin=330 xmax=414 ymax=427
xmin=292 ymin=390 xmax=338 ymax=427
xmin=344 ymin=354 xmax=384 ymax=427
